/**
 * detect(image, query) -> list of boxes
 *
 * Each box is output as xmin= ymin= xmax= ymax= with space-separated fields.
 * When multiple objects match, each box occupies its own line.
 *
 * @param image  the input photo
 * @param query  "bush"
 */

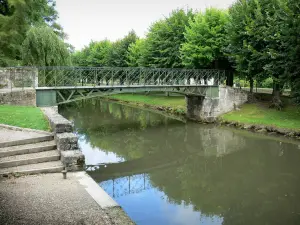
xmin=261 ymin=77 xmax=273 ymax=88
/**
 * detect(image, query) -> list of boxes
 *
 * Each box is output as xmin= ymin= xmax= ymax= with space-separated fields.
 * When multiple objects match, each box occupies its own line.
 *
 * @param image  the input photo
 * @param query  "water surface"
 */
xmin=60 ymin=98 xmax=300 ymax=225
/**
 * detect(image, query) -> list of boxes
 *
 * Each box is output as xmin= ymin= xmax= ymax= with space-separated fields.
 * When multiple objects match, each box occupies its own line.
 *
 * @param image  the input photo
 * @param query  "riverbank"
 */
xmin=104 ymin=93 xmax=300 ymax=139
xmin=104 ymin=93 xmax=186 ymax=116
xmin=0 ymin=105 xmax=49 ymax=131
xmin=220 ymin=103 xmax=300 ymax=139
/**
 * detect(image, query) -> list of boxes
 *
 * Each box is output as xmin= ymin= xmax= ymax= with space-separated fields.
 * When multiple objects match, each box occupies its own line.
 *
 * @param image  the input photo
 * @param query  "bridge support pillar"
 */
xmin=36 ymin=90 xmax=57 ymax=107
xmin=186 ymin=86 xmax=248 ymax=122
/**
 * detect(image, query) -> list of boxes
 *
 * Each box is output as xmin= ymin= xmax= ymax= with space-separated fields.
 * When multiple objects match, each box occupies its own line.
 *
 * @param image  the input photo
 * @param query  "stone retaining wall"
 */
xmin=186 ymin=86 xmax=248 ymax=121
xmin=0 ymin=89 xmax=36 ymax=106
xmin=41 ymin=107 xmax=85 ymax=171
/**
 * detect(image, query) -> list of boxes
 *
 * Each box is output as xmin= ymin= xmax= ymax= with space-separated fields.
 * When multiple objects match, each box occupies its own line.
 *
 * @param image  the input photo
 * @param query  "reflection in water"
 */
xmin=60 ymin=98 xmax=300 ymax=225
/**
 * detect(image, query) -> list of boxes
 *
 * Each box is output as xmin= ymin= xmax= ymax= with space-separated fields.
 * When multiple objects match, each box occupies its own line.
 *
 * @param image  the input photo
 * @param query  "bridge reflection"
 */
xmin=99 ymin=174 xmax=152 ymax=198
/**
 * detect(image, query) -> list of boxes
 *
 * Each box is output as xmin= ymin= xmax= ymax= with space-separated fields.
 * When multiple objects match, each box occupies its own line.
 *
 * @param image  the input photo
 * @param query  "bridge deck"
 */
xmin=35 ymin=84 xmax=218 ymax=90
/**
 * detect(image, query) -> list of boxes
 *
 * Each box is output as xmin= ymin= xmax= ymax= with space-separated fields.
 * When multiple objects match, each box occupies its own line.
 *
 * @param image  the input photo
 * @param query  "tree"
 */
xmin=284 ymin=0 xmax=300 ymax=103
xmin=226 ymin=0 xmax=288 ymax=107
xmin=72 ymin=40 xmax=112 ymax=67
xmin=181 ymin=8 xmax=229 ymax=69
xmin=22 ymin=26 xmax=71 ymax=66
xmin=126 ymin=39 xmax=147 ymax=67
xmin=0 ymin=0 xmax=63 ymax=66
xmin=141 ymin=8 xmax=194 ymax=68
xmin=105 ymin=30 xmax=138 ymax=67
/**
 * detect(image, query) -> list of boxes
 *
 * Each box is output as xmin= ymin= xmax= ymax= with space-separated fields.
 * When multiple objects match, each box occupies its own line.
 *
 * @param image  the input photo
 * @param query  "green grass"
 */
xmin=221 ymin=103 xmax=300 ymax=131
xmin=108 ymin=93 xmax=186 ymax=110
xmin=0 ymin=105 xmax=50 ymax=131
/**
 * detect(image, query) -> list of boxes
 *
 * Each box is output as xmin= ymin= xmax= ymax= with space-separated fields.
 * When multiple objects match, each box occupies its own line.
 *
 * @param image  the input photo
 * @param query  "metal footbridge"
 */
xmin=0 ymin=67 xmax=225 ymax=106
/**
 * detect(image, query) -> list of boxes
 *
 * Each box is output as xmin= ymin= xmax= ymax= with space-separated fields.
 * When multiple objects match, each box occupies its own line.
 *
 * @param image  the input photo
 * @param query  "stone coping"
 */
xmin=40 ymin=107 xmax=73 ymax=133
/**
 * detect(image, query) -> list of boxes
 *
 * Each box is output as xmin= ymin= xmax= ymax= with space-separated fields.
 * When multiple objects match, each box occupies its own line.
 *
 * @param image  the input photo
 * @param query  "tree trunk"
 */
xmin=249 ymin=78 xmax=254 ymax=93
xmin=270 ymin=80 xmax=283 ymax=110
xmin=248 ymin=77 xmax=255 ymax=102
xmin=226 ymin=70 xmax=234 ymax=87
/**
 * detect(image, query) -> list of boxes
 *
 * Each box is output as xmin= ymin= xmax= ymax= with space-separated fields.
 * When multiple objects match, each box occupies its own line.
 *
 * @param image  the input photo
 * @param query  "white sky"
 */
xmin=56 ymin=0 xmax=235 ymax=50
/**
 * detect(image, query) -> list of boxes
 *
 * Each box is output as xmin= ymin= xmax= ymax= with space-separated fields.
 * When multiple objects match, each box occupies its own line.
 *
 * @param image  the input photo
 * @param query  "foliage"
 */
xmin=284 ymin=0 xmax=300 ymax=103
xmin=72 ymin=40 xmax=112 ymax=67
xmin=140 ymin=8 xmax=194 ymax=68
xmin=0 ymin=0 xmax=63 ymax=66
xmin=105 ymin=30 xmax=138 ymax=67
xmin=0 ymin=105 xmax=50 ymax=130
xmin=226 ymin=0 xmax=292 ymax=107
xmin=126 ymin=39 xmax=147 ymax=67
xmin=22 ymin=26 xmax=71 ymax=66
xmin=180 ymin=8 xmax=230 ymax=69
xmin=261 ymin=77 xmax=273 ymax=88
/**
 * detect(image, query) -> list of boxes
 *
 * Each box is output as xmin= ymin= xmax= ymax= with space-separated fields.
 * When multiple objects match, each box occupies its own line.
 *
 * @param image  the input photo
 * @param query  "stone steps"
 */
xmin=0 ymin=161 xmax=64 ymax=176
xmin=0 ymin=134 xmax=54 ymax=148
xmin=0 ymin=140 xmax=56 ymax=157
xmin=0 ymin=150 xmax=60 ymax=168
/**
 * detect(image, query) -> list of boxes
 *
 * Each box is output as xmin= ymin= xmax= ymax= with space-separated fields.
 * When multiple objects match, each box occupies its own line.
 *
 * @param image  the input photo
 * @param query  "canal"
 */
xmin=60 ymin=98 xmax=300 ymax=225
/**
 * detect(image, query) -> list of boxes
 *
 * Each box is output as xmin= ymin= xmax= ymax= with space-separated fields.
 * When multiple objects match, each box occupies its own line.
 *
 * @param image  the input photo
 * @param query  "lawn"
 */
xmin=108 ymin=93 xmax=186 ymax=110
xmin=221 ymin=103 xmax=300 ymax=131
xmin=0 ymin=105 xmax=50 ymax=131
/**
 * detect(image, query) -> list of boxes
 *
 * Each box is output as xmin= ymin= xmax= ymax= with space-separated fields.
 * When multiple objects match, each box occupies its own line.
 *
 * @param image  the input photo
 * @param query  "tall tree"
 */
xmin=284 ymin=0 xmax=300 ymax=103
xmin=126 ymin=39 xmax=147 ymax=67
xmin=181 ymin=8 xmax=230 ymax=70
xmin=72 ymin=40 xmax=112 ymax=67
xmin=22 ymin=26 xmax=71 ymax=66
xmin=226 ymin=0 xmax=287 ymax=107
xmin=141 ymin=8 xmax=194 ymax=68
xmin=105 ymin=30 xmax=138 ymax=67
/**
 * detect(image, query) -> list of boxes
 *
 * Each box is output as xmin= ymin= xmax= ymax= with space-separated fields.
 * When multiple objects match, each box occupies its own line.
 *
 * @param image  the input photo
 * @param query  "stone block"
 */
xmin=56 ymin=133 xmax=78 ymax=151
xmin=41 ymin=107 xmax=73 ymax=133
xmin=61 ymin=150 xmax=85 ymax=171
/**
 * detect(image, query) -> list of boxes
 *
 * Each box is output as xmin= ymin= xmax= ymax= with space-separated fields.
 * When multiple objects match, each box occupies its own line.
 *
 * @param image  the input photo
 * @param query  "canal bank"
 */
xmin=104 ymin=93 xmax=300 ymax=140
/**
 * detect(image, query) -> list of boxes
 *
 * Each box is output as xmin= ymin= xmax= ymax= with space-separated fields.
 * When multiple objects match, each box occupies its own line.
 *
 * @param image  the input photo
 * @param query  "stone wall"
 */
xmin=0 ymin=68 xmax=38 ymax=89
xmin=41 ymin=107 xmax=85 ymax=171
xmin=0 ymin=89 xmax=36 ymax=106
xmin=0 ymin=68 xmax=38 ymax=106
xmin=186 ymin=86 xmax=248 ymax=121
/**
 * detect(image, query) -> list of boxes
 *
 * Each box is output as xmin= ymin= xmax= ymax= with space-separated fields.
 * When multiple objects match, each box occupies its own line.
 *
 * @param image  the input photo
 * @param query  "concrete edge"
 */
xmin=76 ymin=171 xmax=119 ymax=209
xmin=0 ymin=124 xmax=53 ymax=135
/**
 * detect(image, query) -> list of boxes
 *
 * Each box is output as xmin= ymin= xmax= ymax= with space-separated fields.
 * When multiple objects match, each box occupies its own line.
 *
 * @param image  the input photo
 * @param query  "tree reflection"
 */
xmin=60 ymin=99 xmax=300 ymax=225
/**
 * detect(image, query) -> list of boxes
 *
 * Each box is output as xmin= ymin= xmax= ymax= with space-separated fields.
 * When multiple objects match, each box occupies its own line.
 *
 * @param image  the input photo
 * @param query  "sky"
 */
xmin=55 ymin=0 xmax=236 ymax=50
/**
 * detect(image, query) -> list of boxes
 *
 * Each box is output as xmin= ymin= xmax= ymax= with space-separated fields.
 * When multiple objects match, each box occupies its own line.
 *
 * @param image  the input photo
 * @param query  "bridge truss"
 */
xmin=1 ymin=67 xmax=225 ymax=106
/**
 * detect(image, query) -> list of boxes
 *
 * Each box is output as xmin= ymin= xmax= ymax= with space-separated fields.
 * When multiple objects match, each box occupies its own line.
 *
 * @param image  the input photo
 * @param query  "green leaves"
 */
xmin=142 ymin=9 xmax=194 ymax=68
xmin=180 ymin=8 xmax=229 ymax=69
xmin=0 ymin=0 xmax=64 ymax=66
xmin=22 ymin=26 xmax=71 ymax=66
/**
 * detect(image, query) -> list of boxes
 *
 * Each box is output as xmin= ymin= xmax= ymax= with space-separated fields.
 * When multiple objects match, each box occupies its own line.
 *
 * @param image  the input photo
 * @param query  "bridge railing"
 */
xmin=36 ymin=67 xmax=225 ymax=87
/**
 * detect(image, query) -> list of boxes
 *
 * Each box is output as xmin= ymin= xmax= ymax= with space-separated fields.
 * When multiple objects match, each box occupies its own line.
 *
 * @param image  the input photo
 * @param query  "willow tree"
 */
xmin=22 ymin=26 xmax=71 ymax=86
xmin=22 ymin=26 xmax=71 ymax=66
xmin=0 ymin=0 xmax=62 ymax=66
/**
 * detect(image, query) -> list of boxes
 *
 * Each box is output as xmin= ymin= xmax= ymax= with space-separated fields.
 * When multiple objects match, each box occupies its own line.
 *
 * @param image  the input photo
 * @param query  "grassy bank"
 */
xmin=0 ymin=105 xmax=49 ymax=131
xmin=107 ymin=93 xmax=300 ymax=135
xmin=221 ymin=103 xmax=300 ymax=131
xmin=107 ymin=93 xmax=186 ymax=114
